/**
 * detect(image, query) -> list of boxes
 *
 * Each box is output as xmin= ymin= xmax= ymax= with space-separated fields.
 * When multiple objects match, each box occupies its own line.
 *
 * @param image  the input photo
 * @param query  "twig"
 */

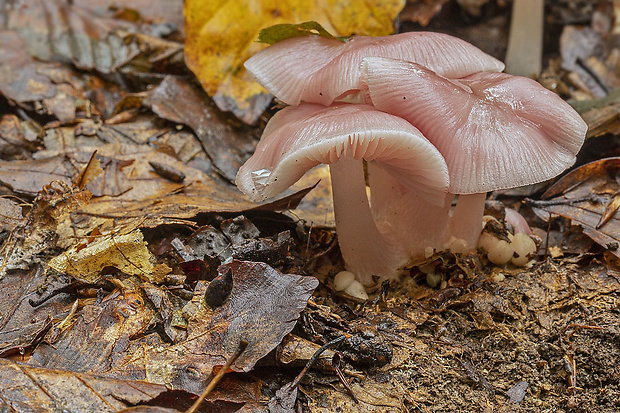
xmin=186 ymin=340 xmax=248 ymax=413
xmin=331 ymin=353 xmax=359 ymax=403
xmin=290 ymin=336 xmax=346 ymax=389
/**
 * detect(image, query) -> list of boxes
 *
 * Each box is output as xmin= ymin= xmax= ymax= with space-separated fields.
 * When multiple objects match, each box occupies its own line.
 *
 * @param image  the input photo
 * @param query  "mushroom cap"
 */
xmin=235 ymin=102 xmax=449 ymax=204
xmin=362 ymin=57 xmax=587 ymax=194
xmin=244 ymin=32 xmax=505 ymax=106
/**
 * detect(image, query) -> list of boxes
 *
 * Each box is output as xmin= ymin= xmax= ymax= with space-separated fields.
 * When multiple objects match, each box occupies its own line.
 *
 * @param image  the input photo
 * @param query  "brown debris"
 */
xmin=146 ymin=76 xmax=257 ymax=183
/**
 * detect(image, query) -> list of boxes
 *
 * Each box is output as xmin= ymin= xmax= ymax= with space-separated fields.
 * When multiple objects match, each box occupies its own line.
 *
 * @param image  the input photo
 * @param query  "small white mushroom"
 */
xmin=510 ymin=232 xmax=537 ymax=266
xmin=343 ymin=280 xmax=369 ymax=300
xmin=334 ymin=270 xmax=355 ymax=291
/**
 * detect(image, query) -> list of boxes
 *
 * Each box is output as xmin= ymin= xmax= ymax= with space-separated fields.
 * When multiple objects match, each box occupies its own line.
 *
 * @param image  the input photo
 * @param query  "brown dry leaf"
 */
xmin=0 ymin=143 xmax=320 ymax=246
xmin=304 ymin=376 xmax=406 ymax=412
xmin=0 ymin=31 xmax=82 ymax=123
xmin=0 ymin=31 xmax=57 ymax=103
xmin=48 ymin=229 xmax=157 ymax=283
xmin=0 ymin=114 xmax=41 ymax=160
xmin=0 ymin=264 xmax=72 ymax=358
xmin=0 ymin=180 xmax=92 ymax=280
xmin=145 ymin=76 xmax=257 ymax=183
xmin=0 ymin=359 xmax=171 ymax=412
xmin=0 ymin=198 xmax=23 ymax=232
xmin=0 ymin=156 xmax=80 ymax=197
xmin=528 ymin=157 xmax=620 ymax=257
xmin=287 ymin=165 xmax=335 ymax=228
xmin=399 ymin=0 xmax=449 ymax=27
xmin=4 ymin=0 xmax=139 ymax=73
xmin=31 ymin=260 xmax=318 ymax=395
xmin=184 ymin=0 xmax=406 ymax=124
xmin=72 ymin=0 xmax=184 ymax=36
xmin=570 ymin=88 xmax=620 ymax=139
xmin=560 ymin=17 xmax=620 ymax=99
xmin=276 ymin=334 xmax=335 ymax=369
xmin=48 ymin=145 xmax=261 ymax=239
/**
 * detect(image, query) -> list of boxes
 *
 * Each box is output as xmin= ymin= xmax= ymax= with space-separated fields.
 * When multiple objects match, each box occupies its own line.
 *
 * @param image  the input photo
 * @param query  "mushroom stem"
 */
xmin=367 ymin=163 xmax=451 ymax=255
xmin=505 ymin=0 xmax=544 ymax=77
xmin=329 ymin=158 xmax=409 ymax=284
xmin=448 ymin=193 xmax=486 ymax=251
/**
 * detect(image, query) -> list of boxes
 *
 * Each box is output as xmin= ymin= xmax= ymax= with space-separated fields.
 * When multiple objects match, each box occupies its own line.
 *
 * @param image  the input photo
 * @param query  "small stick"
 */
xmin=561 ymin=324 xmax=604 ymax=407
xmin=290 ymin=336 xmax=346 ymax=389
xmin=186 ymin=340 xmax=248 ymax=413
xmin=331 ymin=353 xmax=359 ymax=403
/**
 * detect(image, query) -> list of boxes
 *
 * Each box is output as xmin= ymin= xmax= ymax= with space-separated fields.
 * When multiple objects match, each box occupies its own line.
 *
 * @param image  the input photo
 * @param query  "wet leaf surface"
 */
xmin=29 ymin=261 xmax=318 ymax=394
xmin=0 ymin=358 xmax=168 ymax=412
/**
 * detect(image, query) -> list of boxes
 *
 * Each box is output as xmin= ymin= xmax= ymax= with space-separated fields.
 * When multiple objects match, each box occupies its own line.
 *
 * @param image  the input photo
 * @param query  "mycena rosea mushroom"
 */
xmin=236 ymin=103 xmax=450 ymax=283
xmin=244 ymin=32 xmax=505 ymax=106
xmin=361 ymin=57 xmax=588 ymax=251
xmin=238 ymin=30 xmax=587 ymax=285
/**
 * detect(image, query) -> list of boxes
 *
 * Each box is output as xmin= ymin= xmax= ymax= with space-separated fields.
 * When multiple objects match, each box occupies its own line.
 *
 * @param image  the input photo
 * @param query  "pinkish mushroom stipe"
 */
xmin=236 ymin=30 xmax=587 ymax=286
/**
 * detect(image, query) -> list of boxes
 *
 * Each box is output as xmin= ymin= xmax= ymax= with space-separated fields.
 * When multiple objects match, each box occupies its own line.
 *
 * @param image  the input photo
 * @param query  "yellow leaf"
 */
xmin=48 ymin=230 xmax=156 ymax=283
xmin=184 ymin=0 xmax=405 ymax=124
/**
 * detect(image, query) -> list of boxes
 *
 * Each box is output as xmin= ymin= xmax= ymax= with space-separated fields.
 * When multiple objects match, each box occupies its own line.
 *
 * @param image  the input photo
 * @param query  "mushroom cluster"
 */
xmin=236 ymin=31 xmax=587 ymax=285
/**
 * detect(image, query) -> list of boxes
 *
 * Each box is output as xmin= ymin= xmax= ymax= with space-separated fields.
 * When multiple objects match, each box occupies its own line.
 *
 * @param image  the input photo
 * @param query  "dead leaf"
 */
xmin=0 ymin=31 xmax=57 ymax=102
xmin=0 ymin=197 xmax=24 ymax=231
xmin=0 ymin=156 xmax=79 ymax=196
xmin=72 ymin=0 xmax=184 ymax=35
xmin=145 ymin=76 xmax=257 ymax=183
xmin=0 ymin=180 xmax=92 ymax=280
xmin=0 ymin=358 xmax=169 ymax=412
xmin=4 ymin=0 xmax=139 ymax=73
xmin=528 ymin=157 xmax=620 ymax=257
xmin=0 ymin=265 xmax=72 ymax=358
xmin=31 ymin=288 xmax=156 ymax=373
xmin=184 ymin=0 xmax=406 ymax=124
xmin=48 ymin=229 xmax=157 ymax=283
xmin=399 ymin=0 xmax=450 ymax=27
xmin=31 ymin=260 xmax=318 ymax=395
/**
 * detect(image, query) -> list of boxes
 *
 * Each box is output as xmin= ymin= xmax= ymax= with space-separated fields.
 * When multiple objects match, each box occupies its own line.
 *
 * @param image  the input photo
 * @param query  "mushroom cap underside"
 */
xmin=235 ymin=102 xmax=449 ymax=204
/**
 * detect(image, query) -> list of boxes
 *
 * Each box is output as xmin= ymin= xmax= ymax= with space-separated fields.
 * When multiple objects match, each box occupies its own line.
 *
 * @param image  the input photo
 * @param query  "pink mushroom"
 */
xmin=244 ymin=32 xmax=505 ymax=106
xmin=238 ymin=31 xmax=587 ymax=283
xmin=236 ymin=103 xmax=450 ymax=284
xmin=361 ymin=57 xmax=587 ymax=250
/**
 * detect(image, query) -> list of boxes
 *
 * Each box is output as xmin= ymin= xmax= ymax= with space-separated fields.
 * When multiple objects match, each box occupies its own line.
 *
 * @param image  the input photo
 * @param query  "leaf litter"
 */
xmin=1 ymin=0 xmax=620 ymax=412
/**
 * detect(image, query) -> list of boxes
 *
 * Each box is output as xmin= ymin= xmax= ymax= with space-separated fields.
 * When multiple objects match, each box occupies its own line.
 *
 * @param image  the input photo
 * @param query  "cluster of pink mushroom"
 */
xmin=235 ymin=31 xmax=587 ymax=286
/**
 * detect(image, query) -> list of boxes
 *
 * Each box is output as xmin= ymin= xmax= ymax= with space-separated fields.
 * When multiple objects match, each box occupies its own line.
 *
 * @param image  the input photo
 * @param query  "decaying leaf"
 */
xmin=30 ymin=260 xmax=318 ymax=394
xmin=528 ymin=157 xmax=620 ymax=257
xmin=48 ymin=229 xmax=157 ymax=283
xmin=0 ymin=179 xmax=92 ymax=280
xmin=145 ymin=76 xmax=257 ymax=183
xmin=4 ymin=0 xmax=139 ymax=73
xmin=184 ymin=0 xmax=406 ymax=124
xmin=399 ymin=0 xmax=450 ymax=27
xmin=0 ymin=358 xmax=170 ymax=412
xmin=0 ymin=197 xmax=23 ymax=231
xmin=0 ymin=156 xmax=80 ymax=196
xmin=0 ymin=31 xmax=57 ymax=104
